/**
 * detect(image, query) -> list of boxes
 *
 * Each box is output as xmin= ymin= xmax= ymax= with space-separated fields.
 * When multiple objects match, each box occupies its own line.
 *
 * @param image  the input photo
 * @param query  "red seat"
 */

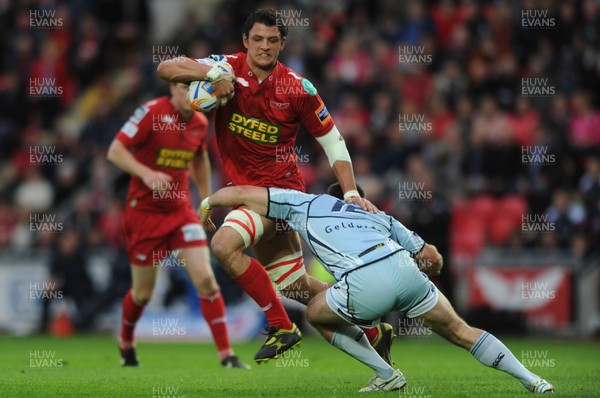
xmin=451 ymin=201 xmax=487 ymax=256
xmin=488 ymin=215 xmax=515 ymax=244
xmin=468 ymin=195 xmax=497 ymax=224
xmin=498 ymin=195 xmax=527 ymax=228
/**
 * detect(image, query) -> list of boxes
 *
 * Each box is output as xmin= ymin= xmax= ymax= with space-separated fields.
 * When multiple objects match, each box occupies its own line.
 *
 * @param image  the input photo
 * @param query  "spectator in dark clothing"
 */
xmin=73 ymin=246 xmax=130 ymax=330
xmin=39 ymin=229 xmax=95 ymax=333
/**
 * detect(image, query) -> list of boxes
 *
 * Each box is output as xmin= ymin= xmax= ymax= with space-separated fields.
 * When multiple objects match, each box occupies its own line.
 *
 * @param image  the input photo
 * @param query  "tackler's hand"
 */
xmin=344 ymin=193 xmax=379 ymax=214
xmin=198 ymin=197 xmax=217 ymax=232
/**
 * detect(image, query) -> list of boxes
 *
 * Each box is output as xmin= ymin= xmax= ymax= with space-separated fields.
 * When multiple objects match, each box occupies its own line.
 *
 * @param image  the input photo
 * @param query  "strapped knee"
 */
xmin=222 ymin=208 xmax=264 ymax=248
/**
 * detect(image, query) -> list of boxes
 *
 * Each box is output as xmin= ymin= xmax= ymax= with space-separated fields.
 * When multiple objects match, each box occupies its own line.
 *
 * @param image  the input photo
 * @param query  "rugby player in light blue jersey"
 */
xmin=199 ymin=184 xmax=554 ymax=394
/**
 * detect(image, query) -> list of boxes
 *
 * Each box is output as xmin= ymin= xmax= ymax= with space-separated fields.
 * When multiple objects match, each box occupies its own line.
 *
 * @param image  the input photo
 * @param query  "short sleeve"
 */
xmin=193 ymin=54 xmax=226 ymax=66
xmin=267 ymin=188 xmax=315 ymax=230
xmin=115 ymin=103 xmax=154 ymax=149
xmin=293 ymin=79 xmax=335 ymax=138
xmin=390 ymin=218 xmax=425 ymax=256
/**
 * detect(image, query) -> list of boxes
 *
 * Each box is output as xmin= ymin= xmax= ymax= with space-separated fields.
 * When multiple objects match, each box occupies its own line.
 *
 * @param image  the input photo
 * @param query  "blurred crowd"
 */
xmin=1 ymin=0 xmax=599 ymax=274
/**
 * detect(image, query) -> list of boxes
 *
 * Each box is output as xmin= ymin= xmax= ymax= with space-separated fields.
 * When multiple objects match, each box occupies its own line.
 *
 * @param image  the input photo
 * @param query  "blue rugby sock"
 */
xmin=331 ymin=325 xmax=394 ymax=379
xmin=470 ymin=331 xmax=538 ymax=387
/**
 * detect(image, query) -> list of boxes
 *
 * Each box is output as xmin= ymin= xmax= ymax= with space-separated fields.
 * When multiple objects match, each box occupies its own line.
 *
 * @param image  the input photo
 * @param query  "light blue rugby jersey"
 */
xmin=267 ymin=188 xmax=425 ymax=280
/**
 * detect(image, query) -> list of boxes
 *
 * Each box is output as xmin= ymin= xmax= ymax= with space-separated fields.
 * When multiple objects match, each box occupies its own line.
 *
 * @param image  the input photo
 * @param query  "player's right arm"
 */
xmin=156 ymin=57 xmax=233 ymax=108
xmin=107 ymin=139 xmax=172 ymax=190
xmin=157 ymin=57 xmax=212 ymax=83
xmin=107 ymin=103 xmax=172 ymax=190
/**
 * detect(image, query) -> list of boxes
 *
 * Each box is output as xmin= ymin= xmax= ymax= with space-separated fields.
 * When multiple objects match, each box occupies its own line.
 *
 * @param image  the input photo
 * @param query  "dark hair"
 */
xmin=243 ymin=9 xmax=288 ymax=39
xmin=327 ymin=183 xmax=365 ymax=200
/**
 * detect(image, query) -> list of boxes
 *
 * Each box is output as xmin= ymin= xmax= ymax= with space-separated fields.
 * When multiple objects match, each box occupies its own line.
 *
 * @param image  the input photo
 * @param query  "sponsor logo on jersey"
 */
xmin=121 ymin=105 xmax=150 ymax=137
xmin=196 ymin=54 xmax=226 ymax=65
xmin=236 ymin=77 xmax=250 ymax=87
xmin=269 ymin=100 xmax=290 ymax=109
xmin=301 ymin=78 xmax=317 ymax=96
xmin=228 ymin=112 xmax=281 ymax=144
xmin=155 ymin=147 xmax=194 ymax=169
xmin=209 ymin=54 xmax=227 ymax=62
xmin=315 ymin=102 xmax=331 ymax=125
xmin=121 ymin=121 xmax=138 ymax=138
xmin=131 ymin=105 xmax=150 ymax=124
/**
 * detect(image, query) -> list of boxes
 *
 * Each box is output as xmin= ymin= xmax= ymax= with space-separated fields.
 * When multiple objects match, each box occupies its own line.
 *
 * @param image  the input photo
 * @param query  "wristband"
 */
xmin=343 ymin=190 xmax=360 ymax=200
xmin=205 ymin=66 xmax=221 ymax=83
xmin=206 ymin=64 xmax=230 ymax=83
xmin=200 ymin=197 xmax=211 ymax=213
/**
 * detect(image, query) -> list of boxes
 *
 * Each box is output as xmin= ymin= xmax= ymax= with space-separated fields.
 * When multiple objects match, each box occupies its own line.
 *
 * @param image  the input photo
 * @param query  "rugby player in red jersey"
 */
xmin=107 ymin=82 xmax=249 ymax=369
xmin=157 ymin=9 xmax=392 ymax=364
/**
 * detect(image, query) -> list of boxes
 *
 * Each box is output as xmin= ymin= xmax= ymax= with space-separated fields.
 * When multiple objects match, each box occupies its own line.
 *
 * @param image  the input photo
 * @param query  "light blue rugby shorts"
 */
xmin=326 ymin=250 xmax=439 ymax=327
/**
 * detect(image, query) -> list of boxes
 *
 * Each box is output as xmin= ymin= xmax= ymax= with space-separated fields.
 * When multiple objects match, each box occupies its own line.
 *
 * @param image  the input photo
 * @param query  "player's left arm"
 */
xmin=314 ymin=126 xmax=377 ymax=213
xmin=390 ymin=217 xmax=443 ymax=276
xmin=415 ymin=243 xmax=444 ymax=276
xmin=189 ymin=150 xmax=211 ymax=200
xmin=198 ymin=186 xmax=269 ymax=232
xmin=295 ymin=86 xmax=377 ymax=213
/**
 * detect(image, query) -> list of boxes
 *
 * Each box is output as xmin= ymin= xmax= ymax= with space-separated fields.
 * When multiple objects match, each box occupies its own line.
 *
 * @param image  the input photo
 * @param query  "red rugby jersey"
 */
xmin=195 ymin=52 xmax=334 ymax=191
xmin=115 ymin=96 xmax=208 ymax=212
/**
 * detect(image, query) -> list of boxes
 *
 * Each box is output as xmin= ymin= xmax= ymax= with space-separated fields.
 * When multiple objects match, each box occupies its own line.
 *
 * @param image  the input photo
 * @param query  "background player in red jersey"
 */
xmin=106 ymin=82 xmax=249 ymax=369
xmin=157 ymin=9 xmax=391 ymax=364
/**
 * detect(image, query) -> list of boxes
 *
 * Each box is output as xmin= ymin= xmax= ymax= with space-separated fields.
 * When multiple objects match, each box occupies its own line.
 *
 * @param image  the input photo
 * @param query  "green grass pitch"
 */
xmin=0 ymin=334 xmax=598 ymax=397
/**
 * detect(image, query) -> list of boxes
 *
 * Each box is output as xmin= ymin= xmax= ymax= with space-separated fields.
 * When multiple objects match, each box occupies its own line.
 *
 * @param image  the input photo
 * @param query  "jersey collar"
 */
xmin=242 ymin=56 xmax=283 ymax=85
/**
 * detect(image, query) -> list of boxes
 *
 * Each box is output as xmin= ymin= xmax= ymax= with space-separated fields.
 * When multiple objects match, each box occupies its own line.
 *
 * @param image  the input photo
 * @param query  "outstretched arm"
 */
xmin=198 ymin=185 xmax=269 ymax=231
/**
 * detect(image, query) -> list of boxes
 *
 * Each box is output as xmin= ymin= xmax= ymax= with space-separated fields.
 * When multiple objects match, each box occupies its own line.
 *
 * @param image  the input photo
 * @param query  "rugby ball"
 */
xmin=187 ymin=62 xmax=234 ymax=113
